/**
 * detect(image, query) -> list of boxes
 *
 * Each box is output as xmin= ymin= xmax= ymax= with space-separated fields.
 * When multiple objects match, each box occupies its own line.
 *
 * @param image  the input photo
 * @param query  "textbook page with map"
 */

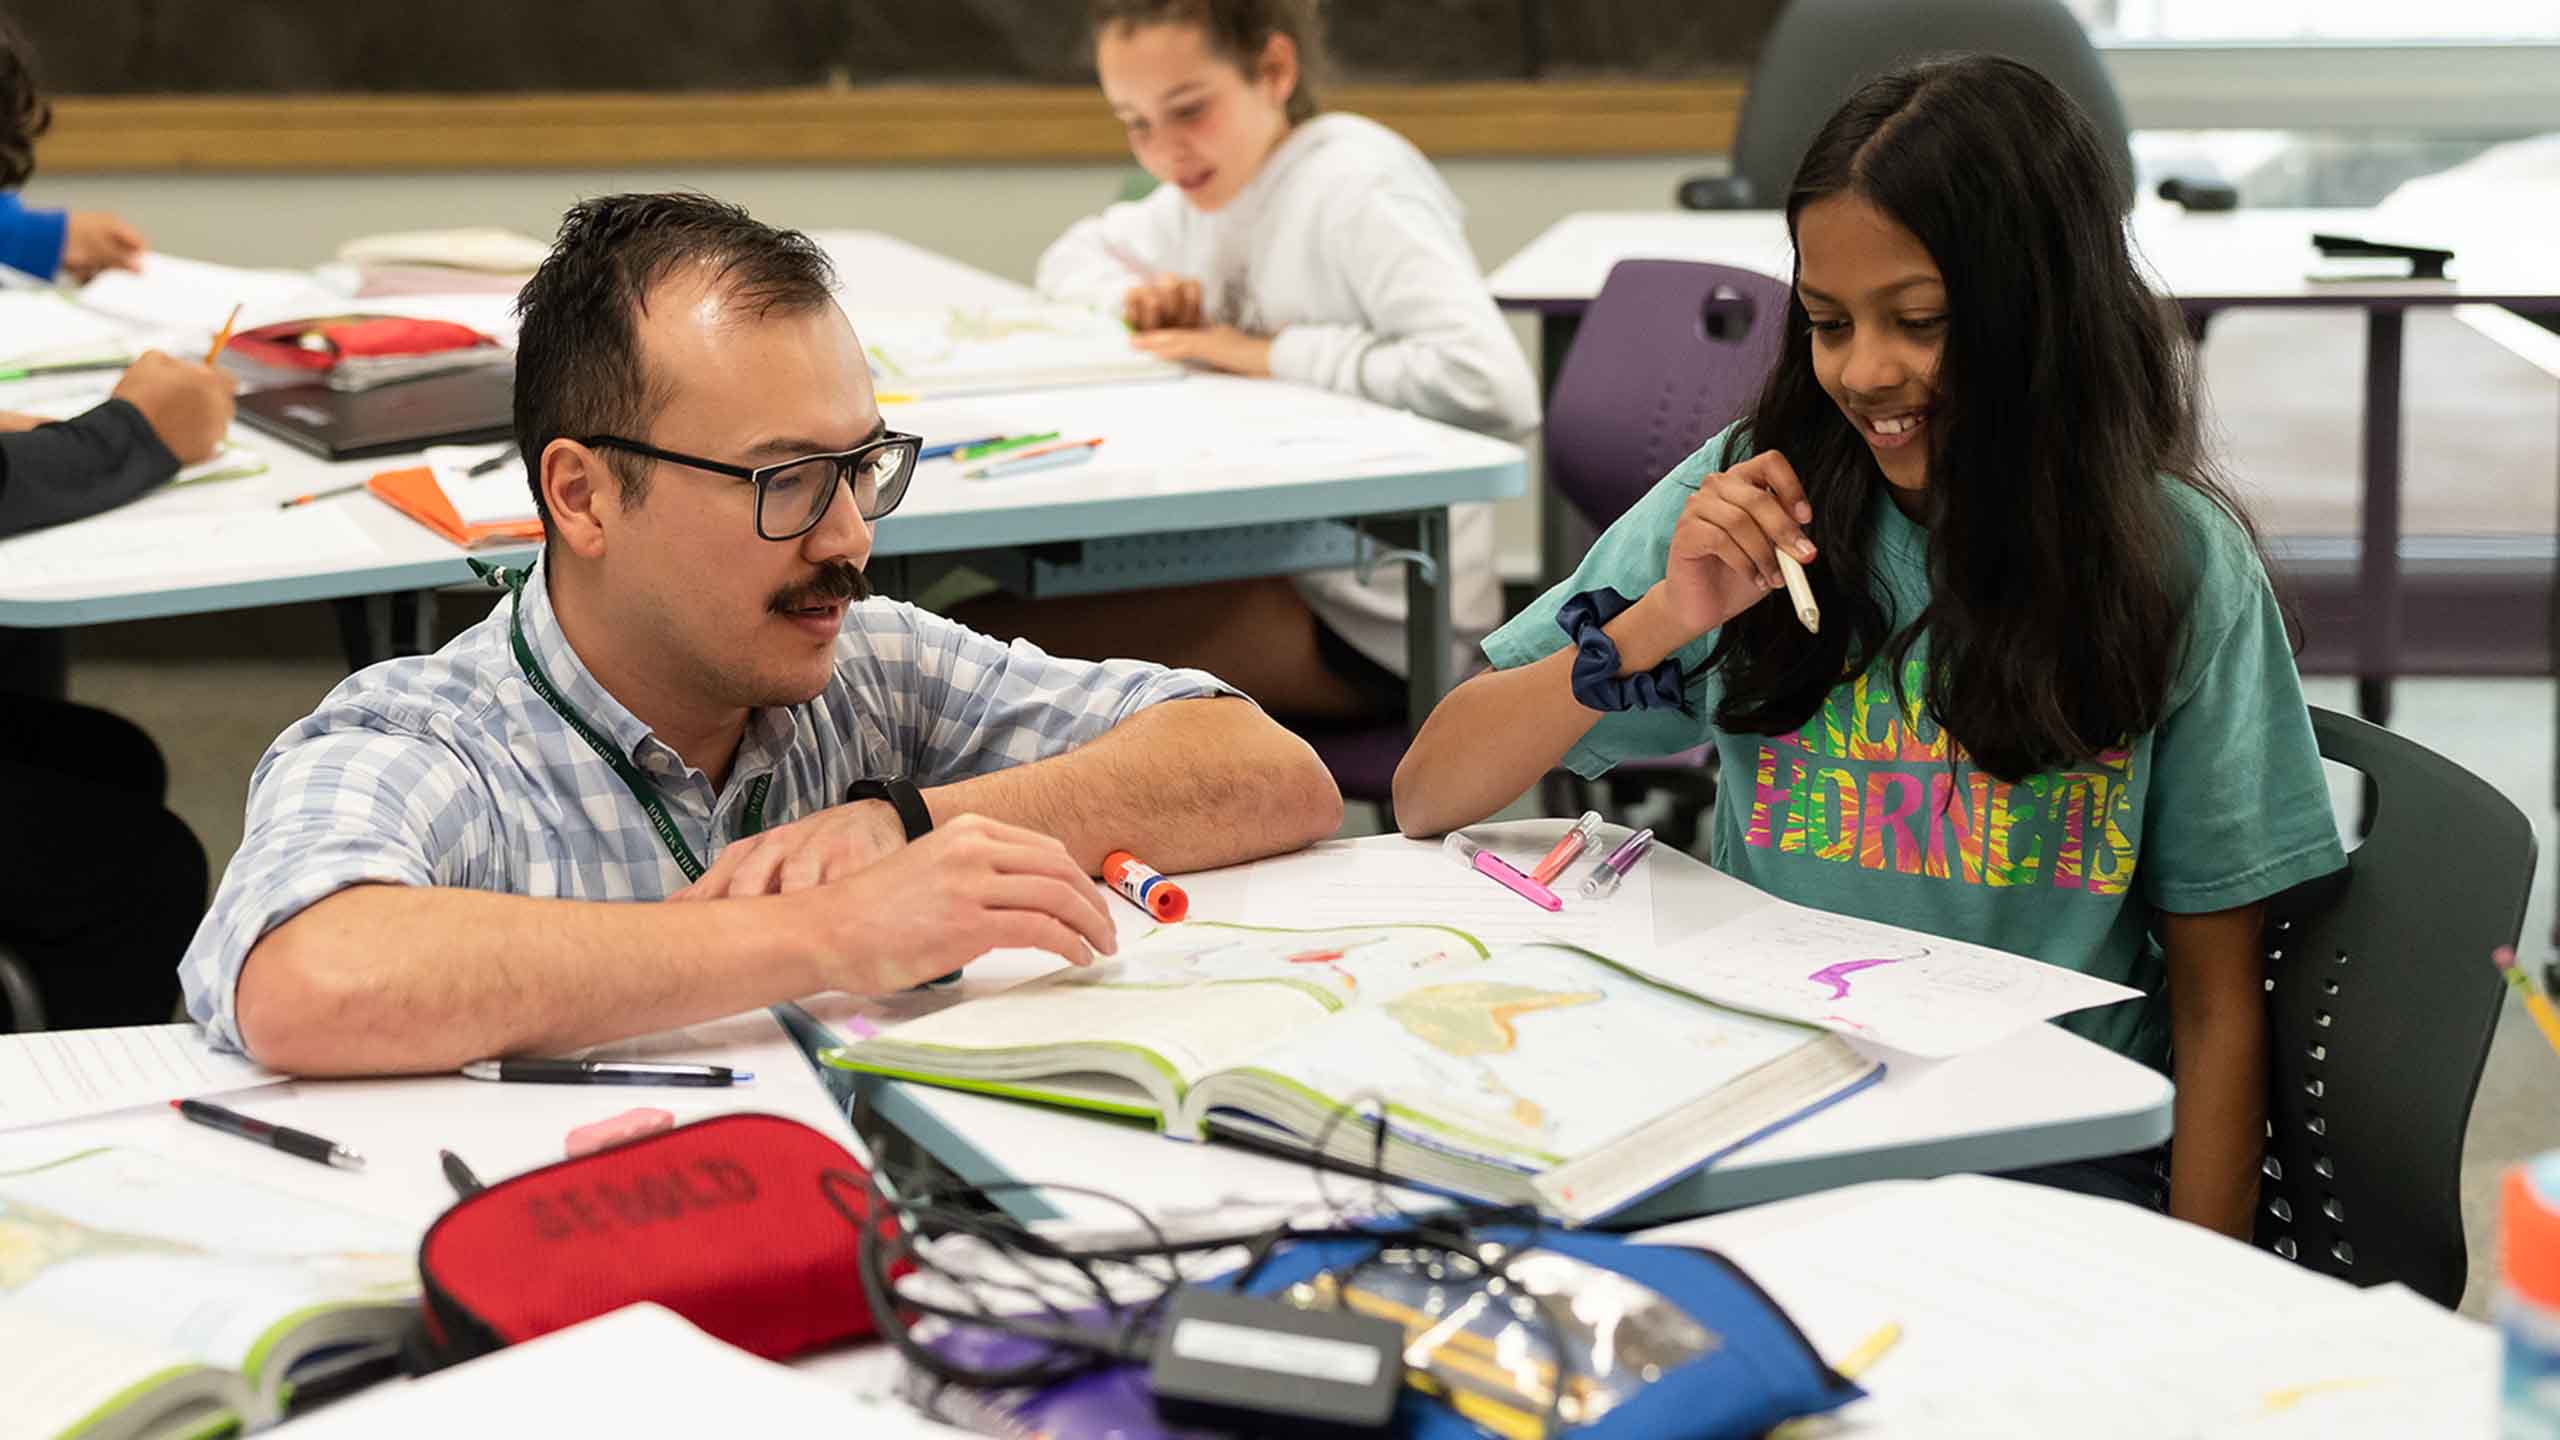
xmin=821 ymin=924 xmax=1877 ymax=1224
xmin=0 ymin=1141 xmax=416 ymax=1440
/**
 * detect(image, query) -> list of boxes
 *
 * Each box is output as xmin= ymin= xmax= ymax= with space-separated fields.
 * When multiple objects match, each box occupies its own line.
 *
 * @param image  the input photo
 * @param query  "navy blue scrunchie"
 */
xmin=1558 ymin=587 xmax=1689 ymax=712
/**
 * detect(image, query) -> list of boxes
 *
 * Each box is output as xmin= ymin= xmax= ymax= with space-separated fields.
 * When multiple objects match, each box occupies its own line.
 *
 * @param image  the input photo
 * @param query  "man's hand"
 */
xmin=112 ymin=351 xmax=237 ymax=463
xmin=1123 ymin=272 xmax=1204 ymax=332
xmin=1131 ymin=324 xmax=1273 ymax=378
xmin=672 ymin=798 xmax=909 ymax=901
xmin=0 ymin=411 xmax=44 ymax=433
xmin=61 ymin=212 xmax=145 ymax=283
xmin=804 ymin=815 xmax=1120 ymax=989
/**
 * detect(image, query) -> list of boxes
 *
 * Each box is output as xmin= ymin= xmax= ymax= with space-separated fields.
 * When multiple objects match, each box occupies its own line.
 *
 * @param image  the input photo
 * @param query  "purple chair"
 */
xmin=1538 ymin=259 xmax=1792 ymax=846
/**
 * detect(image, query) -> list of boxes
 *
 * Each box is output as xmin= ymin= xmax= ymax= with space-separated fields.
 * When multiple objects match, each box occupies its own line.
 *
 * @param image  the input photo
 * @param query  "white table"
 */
xmin=845 ymin=819 xmax=2175 ymax=1230
xmin=1489 ymin=205 xmax=2560 ymax=728
xmin=0 ymin=232 xmax=1525 ymax=726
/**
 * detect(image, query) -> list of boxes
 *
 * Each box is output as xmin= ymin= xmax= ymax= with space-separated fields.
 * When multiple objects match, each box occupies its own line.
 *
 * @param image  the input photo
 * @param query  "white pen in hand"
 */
xmin=1774 ymin=551 xmax=1820 ymax=634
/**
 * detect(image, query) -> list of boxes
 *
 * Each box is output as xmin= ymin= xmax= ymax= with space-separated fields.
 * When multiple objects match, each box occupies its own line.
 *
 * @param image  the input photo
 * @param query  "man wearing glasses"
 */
xmin=181 ymin=193 xmax=1343 ymax=1073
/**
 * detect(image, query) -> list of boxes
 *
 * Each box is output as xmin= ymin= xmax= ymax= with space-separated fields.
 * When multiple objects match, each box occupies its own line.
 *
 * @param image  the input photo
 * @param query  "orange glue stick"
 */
xmin=1529 ymin=810 xmax=1603 ymax=886
xmin=1103 ymin=850 xmax=1189 ymax=922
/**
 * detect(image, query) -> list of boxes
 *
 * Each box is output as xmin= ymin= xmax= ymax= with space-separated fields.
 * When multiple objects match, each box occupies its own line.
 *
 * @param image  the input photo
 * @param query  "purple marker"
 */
xmin=1580 ymin=827 xmax=1657 ymax=899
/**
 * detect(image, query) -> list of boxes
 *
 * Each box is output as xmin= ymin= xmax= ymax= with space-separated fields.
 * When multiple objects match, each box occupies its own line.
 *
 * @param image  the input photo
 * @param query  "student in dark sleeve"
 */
xmin=0 ymin=15 xmax=214 ymax=1032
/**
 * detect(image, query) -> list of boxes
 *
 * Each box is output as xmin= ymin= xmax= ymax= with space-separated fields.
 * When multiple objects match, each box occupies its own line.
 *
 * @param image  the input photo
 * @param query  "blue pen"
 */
xmin=920 ymin=435 xmax=1004 ymax=461
xmin=967 ymin=445 xmax=1102 ymax=481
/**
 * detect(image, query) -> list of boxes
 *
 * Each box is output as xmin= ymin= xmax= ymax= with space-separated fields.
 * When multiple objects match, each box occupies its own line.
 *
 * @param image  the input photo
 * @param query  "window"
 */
xmin=2064 ymin=0 xmax=2560 ymax=42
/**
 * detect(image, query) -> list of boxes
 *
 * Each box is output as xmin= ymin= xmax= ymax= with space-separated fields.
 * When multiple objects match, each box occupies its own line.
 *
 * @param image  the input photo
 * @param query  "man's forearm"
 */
xmin=923 ymin=698 xmax=1341 ymax=873
xmin=235 ymin=883 xmax=826 ymax=1075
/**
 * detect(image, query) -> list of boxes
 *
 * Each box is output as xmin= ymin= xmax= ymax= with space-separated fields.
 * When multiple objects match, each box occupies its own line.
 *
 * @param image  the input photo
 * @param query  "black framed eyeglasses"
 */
xmin=580 ymin=431 xmax=922 ymax=540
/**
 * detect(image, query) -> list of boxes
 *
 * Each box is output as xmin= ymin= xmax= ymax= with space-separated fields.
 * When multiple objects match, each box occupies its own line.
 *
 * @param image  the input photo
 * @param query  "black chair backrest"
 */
xmin=1544 ymin=259 xmax=1791 ymax=534
xmin=1719 ymin=0 xmax=2133 ymax=211
xmin=2256 ymin=707 xmax=2535 ymax=1307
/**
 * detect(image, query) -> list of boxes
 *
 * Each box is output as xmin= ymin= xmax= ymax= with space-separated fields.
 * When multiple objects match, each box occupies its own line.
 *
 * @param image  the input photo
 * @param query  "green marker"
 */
xmin=957 ymin=430 xmax=1061 ymax=462
xmin=0 ymin=356 xmax=131 ymax=382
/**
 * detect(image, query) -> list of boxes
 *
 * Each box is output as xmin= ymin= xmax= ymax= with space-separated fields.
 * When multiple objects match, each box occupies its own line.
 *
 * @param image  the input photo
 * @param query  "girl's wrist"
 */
xmin=1610 ymin=586 xmax=1700 ymax=673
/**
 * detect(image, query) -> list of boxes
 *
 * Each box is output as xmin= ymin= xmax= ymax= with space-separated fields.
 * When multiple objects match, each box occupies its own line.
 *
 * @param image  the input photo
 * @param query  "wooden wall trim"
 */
xmin=37 ymin=80 xmax=1740 ymax=173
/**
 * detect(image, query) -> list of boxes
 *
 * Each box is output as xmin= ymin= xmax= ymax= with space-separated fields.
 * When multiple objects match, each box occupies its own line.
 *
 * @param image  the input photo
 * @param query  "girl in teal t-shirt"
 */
xmin=1394 ymin=57 xmax=2344 ymax=1239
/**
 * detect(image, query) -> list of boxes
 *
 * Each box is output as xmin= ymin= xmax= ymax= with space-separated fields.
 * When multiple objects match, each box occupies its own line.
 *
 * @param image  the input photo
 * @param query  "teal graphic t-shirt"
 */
xmin=1483 ymin=424 xmax=2346 ymax=1070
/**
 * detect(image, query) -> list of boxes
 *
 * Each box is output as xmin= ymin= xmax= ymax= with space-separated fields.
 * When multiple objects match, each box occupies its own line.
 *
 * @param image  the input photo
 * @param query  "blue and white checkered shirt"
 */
xmin=179 ymin=559 xmax=1236 ymax=1050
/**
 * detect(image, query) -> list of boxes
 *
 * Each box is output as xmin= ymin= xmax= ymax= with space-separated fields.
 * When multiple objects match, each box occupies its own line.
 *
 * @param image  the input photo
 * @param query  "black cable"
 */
xmin=826 ymin=1089 xmax=1590 ymax=1432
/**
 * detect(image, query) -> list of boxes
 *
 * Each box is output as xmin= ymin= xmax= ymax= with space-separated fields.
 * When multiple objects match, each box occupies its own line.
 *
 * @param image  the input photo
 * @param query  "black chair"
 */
xmin=2255 ymin=707 xmax=2535 ymax=1308
xmin=1537 ymin=259 xmax=1792 ymax=846
xmin=1679 ymin=0 xmax=2136 ymax=213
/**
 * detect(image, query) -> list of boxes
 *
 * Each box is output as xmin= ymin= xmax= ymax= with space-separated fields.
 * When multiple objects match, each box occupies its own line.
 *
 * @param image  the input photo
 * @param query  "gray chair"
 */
xmin=1538 ymin=258 xmax=1792 ymax=845
xmin=1679 ymin=0 xmax=2135 ymax=213
xmin=2253 ymin=707 xmax=2535 ymax=1308
xmin=0 ymin=943 xmax=45 ymax=1033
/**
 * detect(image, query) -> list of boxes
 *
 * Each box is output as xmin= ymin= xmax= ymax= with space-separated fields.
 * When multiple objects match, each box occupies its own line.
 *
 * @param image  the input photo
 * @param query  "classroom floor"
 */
xmin=55 ymin=304 xmax=2560 ymax=1316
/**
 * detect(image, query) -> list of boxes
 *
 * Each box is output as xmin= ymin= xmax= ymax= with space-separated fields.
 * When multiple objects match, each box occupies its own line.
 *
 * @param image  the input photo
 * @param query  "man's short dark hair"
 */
xmin=0 ymin=17 xmax=54 ymax=191
xmin=512 ymin=192 xmax=838 ymax=533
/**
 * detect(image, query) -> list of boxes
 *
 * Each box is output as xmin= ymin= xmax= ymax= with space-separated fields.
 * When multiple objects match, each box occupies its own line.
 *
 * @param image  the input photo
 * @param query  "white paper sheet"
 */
xmin=75 ymin=251 xmax=346 ymax=339
xmin=1644 ymin=1175 xmax=2401 ymax=1437
xmin=0 ymin=503 xmax=379 ymax=592
xmin=422 ymin=443 xmax=534 ymax=526
xmin=0 ymin=290 xmax=136 ymax=364
xmin=0 ymin=1023 xmax=282 ymax=1132
xmin=1236 ymin=833 xmax=1658 ymax=956
xmin=1621 ymin=902 xmax=2142 ymax=1058
xmin=282 ymin=1302 xmax=976 ymax=1435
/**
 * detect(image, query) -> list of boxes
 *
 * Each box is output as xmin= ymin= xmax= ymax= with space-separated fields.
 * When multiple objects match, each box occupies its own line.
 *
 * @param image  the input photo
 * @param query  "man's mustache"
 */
xmin=769 ymin=561 xmax=871 ymax=612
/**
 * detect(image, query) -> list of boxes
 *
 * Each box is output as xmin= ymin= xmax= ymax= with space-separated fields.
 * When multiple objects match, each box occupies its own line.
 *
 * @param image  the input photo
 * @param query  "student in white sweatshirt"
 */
xmin=957 ymin=0 xmax=1540 ymax=720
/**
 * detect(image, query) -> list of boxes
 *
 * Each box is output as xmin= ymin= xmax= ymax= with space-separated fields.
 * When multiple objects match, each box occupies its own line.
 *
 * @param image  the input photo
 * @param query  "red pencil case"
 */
xmin=409 ymin=1112 xmax=887 ymax=1370
xmin=229 ymin=314 xmax=494 ymax=371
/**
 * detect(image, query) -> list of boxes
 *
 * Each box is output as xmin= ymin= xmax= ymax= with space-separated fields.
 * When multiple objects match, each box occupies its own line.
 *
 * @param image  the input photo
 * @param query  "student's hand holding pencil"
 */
xmin=1661 ymin=450 xmax=1822 ymax=637
xmin=111 ymin=351 xmax=237 ymax=464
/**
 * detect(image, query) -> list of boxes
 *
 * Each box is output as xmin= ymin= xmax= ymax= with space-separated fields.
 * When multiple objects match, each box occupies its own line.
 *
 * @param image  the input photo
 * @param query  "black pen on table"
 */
xmin=172 ymin=1097 xmax=366 ymax=1171
xmin=459 ymin=1058 xmax=752 ymax=1087
xmin=464 ymin=448 xmax=515 ymax=476
xmin=439 ymin=1147 xmax=485 ymax=1198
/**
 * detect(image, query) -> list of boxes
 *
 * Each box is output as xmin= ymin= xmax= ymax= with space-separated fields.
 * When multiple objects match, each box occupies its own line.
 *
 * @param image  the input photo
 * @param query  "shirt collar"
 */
xmin=517 ymin=557 xmax=803 ymax=784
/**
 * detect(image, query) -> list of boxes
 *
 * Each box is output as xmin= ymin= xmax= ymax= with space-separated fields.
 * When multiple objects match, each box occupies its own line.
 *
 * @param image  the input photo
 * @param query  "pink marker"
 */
xmin=1442 ymin=833 xmax=1562 ymax=912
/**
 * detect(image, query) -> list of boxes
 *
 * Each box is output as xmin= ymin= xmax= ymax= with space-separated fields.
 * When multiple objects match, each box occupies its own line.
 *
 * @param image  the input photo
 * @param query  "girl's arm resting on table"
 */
xmin=2163 ymin=903 xmax=2271 ymax=1238
xmin=1393 ymin=582 xmax=1700 ymax=836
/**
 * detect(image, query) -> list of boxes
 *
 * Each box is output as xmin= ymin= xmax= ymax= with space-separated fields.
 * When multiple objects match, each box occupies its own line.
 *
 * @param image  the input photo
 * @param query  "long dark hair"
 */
xmin=1710 ymin=54 xmax=2255 ymax=782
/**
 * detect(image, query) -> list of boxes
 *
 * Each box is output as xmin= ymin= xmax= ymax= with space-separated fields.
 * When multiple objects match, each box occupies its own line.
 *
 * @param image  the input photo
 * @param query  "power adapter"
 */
xmin=1148 ymin=1285 xmax=1405 ymax=1438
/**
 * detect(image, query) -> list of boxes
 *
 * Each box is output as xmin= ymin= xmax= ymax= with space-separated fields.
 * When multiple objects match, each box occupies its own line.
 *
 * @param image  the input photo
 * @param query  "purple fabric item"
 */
xmin=910 ymin=1311 xmax=1219 ymax=1440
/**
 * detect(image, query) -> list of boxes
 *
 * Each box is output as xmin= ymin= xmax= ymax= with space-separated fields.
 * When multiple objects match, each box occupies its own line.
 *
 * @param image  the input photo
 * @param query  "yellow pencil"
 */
xmin=2494 ymin=948 xmax=2560 ymax=1057
xmin=1836 ymin=1321 xmax=1902 ymax=1379
xmin=203 ymin=303 xmax=243 ymax=365
xmin=1771 ymin=1322 xmax=1900 ymax=1438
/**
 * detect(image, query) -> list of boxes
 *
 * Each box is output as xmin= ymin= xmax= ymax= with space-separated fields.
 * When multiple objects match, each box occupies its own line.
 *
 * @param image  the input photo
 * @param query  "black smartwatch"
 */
xmin=845 ymin=777 xmax=933 ymax=841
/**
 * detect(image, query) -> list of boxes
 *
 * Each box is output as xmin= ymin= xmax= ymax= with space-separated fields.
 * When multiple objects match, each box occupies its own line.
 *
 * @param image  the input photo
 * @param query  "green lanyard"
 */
xmin=478 ymin=561 xmax=768 ymax=883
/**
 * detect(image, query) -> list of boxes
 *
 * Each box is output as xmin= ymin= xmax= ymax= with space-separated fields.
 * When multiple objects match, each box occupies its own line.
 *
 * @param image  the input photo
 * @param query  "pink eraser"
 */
xmin=564 ymin=1106 xmax=676 ymax=1156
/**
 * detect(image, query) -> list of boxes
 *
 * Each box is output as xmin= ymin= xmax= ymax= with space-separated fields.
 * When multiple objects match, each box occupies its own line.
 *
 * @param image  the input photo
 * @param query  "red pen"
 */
xmin=1529 ymin=810 xmax=1603 ymax=887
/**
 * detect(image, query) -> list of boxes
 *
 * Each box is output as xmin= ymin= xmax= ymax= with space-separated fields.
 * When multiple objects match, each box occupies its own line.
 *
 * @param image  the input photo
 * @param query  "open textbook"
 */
xmin=0 ymin=1142 xmax=416 ymax=1440
xmin=847 ymin=303 xmax=1181 ymax=396
xmin=824 ymin=923 xmax=1881 ymax=1223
